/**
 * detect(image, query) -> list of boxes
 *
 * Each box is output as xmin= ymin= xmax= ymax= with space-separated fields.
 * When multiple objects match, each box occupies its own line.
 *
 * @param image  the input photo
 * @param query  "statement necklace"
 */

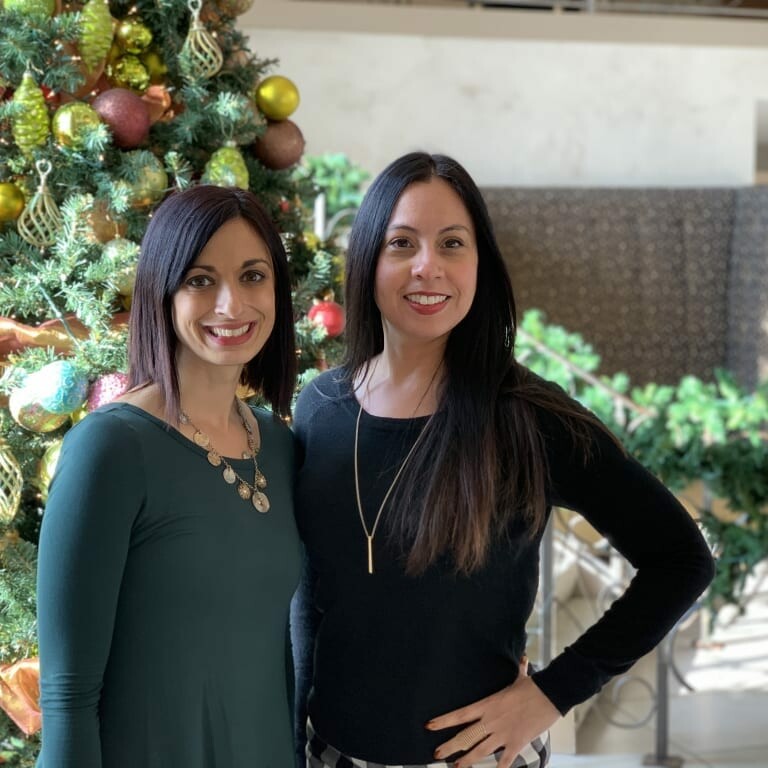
xmin=180 ymin=400 xmax=270 ymax=513
xmin=353 ymin=404 xmax=433 ymax=574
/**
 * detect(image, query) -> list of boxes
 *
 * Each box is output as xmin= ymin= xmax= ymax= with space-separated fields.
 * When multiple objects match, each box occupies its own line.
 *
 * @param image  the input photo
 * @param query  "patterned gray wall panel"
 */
xmin=482 ymin=188 xmax=735 ymax=385
xmin=727 ymin=188 xmax=768 ymax=391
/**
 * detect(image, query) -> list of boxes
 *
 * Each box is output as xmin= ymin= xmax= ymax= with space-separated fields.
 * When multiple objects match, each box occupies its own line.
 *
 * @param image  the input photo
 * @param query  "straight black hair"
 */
xmin=344 ymin=152 xmax=605 ymax=573
xmin=128 ymin=185 xmax=296 ymax=423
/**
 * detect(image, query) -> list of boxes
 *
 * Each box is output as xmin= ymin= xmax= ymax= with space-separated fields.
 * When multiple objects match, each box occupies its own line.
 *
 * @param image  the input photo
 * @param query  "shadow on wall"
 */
xmin=483 ymin=186 xmax=768 ymax=388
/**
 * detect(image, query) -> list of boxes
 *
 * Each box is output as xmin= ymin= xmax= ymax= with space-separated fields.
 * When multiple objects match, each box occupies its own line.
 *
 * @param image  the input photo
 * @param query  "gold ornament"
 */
xmin=108 ymin=55 xmax=150 ymax=93
xmin=140 ymin=49 xmax=168 ymax=85
xmin=180 ymin=0 xmax=223 ymax=81
xmin=0 ymin=183 xmax=25 ymax=223
xmin=254 ymin=75 xmax=300 ymax=121
xmin=85 ymin=199 xmax=126 ymax=243
xmin=115 ymin=17 xmax=153 ymax=55
xmin=37 ymin=439 xmax=63 ymax=503
xmin=126 ymin=152 xmax=168 ymax=207
xmin=3 ymin=0 xmax=54 ymax=16
xmin=11 ymin=71 xmax=50 ymax=156
xmin=79 ymin=0 xmax=114 ymax=73
xmin=202 ymin=144 xmax=249 ymax=190
xmin=0 ymin=439 xmax=23 ymax=524
xmin=17 ymin=160 xmax=62 ymax=248
xmin=52 ymin=102 xmax=102 ymax=149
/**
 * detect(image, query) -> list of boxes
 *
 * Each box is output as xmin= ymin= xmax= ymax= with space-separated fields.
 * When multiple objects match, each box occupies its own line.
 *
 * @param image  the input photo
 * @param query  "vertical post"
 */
xmin=643 ymin=634 xmax=683 ymax=767
xmin=539 ymin=516 xmax=554 ymax=666
xmin=313 ymin=193 xmax=326 ymax=240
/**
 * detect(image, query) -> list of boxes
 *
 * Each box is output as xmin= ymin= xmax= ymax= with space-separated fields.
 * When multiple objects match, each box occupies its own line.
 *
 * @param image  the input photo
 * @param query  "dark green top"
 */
xmin=36 ymin=402 xmax=301 ymax=768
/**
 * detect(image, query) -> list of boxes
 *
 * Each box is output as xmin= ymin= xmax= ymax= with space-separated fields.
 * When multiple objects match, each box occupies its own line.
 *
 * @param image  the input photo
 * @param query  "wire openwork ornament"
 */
xmin=0 ymin=438 xmax=23 ymax=524
xmin=17 ymin=159 xmax=62 ymax=249
xmin=180 ymin=0 xmax=224 ymax=81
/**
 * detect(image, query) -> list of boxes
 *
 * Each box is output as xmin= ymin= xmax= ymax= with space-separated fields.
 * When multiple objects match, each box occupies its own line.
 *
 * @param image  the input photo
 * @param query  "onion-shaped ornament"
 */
xmin=17 ymin=160 xmax=62 ymax=248
xmin=180 ymin=0 xmax=223 ymax=81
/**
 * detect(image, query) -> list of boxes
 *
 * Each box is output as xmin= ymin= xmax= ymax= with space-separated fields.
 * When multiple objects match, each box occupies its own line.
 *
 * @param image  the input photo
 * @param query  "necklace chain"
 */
xmin=353 ymin=404 xmax=433 ymax=574
xmin=180 ymin=400 xmax=270 ymax=513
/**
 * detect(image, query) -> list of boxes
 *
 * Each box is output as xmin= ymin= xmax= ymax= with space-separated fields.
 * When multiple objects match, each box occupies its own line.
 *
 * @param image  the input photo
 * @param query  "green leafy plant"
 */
xmin=294 ymin=153 xmax=369 ymax=219
xmin=519 ymin=309 xmax=768 ymax=613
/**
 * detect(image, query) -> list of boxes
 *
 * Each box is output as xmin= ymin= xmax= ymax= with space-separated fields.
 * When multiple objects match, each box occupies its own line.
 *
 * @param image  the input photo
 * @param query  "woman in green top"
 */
xmin=36 ymin=185 xmax=300 ymax=768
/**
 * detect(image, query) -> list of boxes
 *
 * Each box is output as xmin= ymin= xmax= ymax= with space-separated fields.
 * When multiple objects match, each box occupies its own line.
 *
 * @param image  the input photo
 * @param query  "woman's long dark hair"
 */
xmin=129 ymin=185 xmax=296 ymax=423
xmin=345 ymin=152 xmax=608 ymax=574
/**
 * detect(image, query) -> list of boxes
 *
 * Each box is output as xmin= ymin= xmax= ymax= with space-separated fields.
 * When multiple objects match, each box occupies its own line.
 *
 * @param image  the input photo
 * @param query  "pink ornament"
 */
xmin=87 ymin=372 xmax=129 ymax=411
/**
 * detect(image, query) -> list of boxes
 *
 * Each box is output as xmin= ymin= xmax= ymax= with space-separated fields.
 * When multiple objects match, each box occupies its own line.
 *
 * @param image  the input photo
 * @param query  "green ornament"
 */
xmin=11 ymin=72 xmax=50 ymax=156
xmin=3 ymin=0 xmax=55 ymax=17
xmin=202 ymin=145 xmax=249 ymax=190
xmin=115 ymin=17 xmax=153 ymax=55
xmin=80 ymin=0 xmax=114 ymax=73
xmin=52 ymin=102 xmax=102 ymax=149
xmin=109 ymin=55 xmax=150 ymax=93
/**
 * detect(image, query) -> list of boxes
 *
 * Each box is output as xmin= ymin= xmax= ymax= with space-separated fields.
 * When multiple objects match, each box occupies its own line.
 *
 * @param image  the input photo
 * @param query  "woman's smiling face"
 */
xmin=374 ymin=177 xmax=478 ymax=349
xmin=172 ymin=217 xmax=276 ymax=374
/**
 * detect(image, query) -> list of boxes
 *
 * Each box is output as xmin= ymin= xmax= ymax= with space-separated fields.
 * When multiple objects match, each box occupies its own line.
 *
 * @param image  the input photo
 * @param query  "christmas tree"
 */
xmin=0 ymin=0 xmax=344 ymax=756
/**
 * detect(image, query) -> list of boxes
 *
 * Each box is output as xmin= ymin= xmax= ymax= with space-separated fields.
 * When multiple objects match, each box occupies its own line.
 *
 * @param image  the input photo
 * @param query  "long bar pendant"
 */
xmin=367 ymin=535 xmax=374 ymax=575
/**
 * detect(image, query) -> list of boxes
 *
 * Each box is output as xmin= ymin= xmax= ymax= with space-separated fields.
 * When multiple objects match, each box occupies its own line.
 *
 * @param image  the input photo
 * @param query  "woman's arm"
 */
xmin=36 ymin=411 xmax=144 ymax=768
xmin=428 ymin=404 xmax=714 ymax=768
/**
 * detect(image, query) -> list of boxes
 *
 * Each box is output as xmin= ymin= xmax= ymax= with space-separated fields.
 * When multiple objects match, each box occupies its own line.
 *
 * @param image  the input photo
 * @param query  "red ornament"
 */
xmin=92 ymin=88 xmax=151 ymax=148
xmin=307 ymin=300 xmax=345 ymax=338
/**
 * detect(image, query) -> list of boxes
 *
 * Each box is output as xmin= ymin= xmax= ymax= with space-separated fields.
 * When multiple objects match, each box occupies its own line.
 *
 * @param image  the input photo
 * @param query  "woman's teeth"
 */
xmin=209 ymin=323 xmax=250 ymax=337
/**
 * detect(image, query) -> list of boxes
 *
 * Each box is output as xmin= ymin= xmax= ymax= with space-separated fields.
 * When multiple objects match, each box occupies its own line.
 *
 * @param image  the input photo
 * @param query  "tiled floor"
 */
xmin=551 ymin=577 xmax=768 ymax=768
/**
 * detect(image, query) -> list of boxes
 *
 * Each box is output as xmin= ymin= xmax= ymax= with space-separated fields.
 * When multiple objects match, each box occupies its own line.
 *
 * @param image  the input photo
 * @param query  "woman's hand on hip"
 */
xmin=425 ymin=658 xmax=560 ymax=768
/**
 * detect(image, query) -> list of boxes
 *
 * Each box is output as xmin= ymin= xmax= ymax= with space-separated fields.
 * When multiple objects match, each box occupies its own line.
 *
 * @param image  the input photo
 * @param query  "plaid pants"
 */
xmin=306 ymin=718 xmax=551 ymax=768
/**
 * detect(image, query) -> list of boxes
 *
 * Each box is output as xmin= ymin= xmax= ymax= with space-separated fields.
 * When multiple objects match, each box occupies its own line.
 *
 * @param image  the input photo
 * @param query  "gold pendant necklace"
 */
xmin=353 ymin=404 xmax=433 ymax=574
xmin=180 ymin=400 xmax=270 ymax=513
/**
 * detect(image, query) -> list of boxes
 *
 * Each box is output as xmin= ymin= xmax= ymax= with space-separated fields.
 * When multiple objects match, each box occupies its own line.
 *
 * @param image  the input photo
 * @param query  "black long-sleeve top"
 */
xmin=291 ymin=369 xmax=714 ymax=765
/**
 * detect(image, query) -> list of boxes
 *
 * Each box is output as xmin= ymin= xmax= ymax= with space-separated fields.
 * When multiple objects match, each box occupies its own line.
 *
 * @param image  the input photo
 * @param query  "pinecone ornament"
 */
xmin=11 ymin=72 xmax=50 ymax=156
xmin=80 ymin=0 xmax=114 ymax=72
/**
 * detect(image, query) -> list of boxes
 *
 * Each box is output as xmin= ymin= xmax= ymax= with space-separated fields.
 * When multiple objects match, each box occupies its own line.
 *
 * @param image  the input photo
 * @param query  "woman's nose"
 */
xmin=215 ymin=282 xmax=244 ymax=316
xmin=412 ymin=246 xmax=441 ymax=279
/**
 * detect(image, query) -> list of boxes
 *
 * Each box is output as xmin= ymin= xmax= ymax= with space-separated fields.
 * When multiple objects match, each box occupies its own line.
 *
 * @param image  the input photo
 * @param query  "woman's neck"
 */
xmin=356 ymin=341 xmax=445 ymax=418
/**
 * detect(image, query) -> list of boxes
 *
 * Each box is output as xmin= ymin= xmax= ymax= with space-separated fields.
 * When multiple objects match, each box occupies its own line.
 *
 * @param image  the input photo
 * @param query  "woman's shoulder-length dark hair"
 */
xmin=344 ymin=151 xmax=515 ymax=382
xmin=128 ymin=184 xmax=296 ymax=423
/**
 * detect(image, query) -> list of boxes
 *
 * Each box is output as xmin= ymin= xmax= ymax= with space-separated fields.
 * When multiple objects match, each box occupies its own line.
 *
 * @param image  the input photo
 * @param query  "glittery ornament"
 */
xmin=37 ymin=439 xmax=62 ymax=504
xmin=2 ymin=0 xmax=54 ymax=17
xmin=79 ymin=0 xmax=114 ymax=73
xmin=215 ymin=0 xmax=254 ymax=16
xmin=126 ymin=152 xmax=167 ymax=207
xmin=0 ymin=439 xmax=23 ymax=524
xmin=202 ymin=144 xmax=249 ymax=190
xmin=108 ymin=55 xmax=150 ymax=93
xmin=9 ymin=388 xmax=68 ymax=433
xmin=254 ymin=75 xmax=300 ymax=121
xmin=17 ymin=160 xmax=62 ymax=248
xmin=253 ymin=119 xmax=305 ymax=170
xmin=115 ymin=17 xmax=153 ymax=55
xmin=11 ymin=72 xmax=50 ymax=156
xmin=85 ymin=200 xmax=126 ymax=243
xmin=140 ymin=49 xmax=168 ymax=85
xmin=86 ymin=372 xmax=129 ymax=411
xmin=92 ymin=88 xmax=150 ymax=148
xmin=180 ymin=0 xmax=223 ymax=81
xmin=34 ymin=361 xmax=90 ymax=414
xmin=52 ymin=102 xmax=102 ymax=149
xmin=0 ymin=183 xmax=25 ymax=223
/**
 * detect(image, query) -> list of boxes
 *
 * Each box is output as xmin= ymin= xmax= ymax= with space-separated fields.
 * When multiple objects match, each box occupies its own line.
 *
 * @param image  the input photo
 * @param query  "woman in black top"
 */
xmin=292 ymin=152 xmax=714 ymax=768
